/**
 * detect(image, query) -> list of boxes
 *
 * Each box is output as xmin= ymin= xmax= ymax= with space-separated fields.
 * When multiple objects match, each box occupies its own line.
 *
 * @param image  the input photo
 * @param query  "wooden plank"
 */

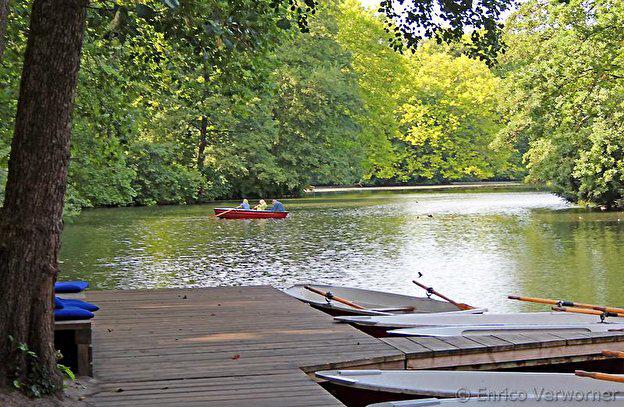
xmin=549 ymin=331 xmax=596 ymax=345
xmin=407 ymin=337 xmax=459 ymax=355
xmin=95 ymin=337 xmax=383 ymax=358
xmin=492 ymin=333 xmax=542 ymax=350
xmin=517 ymin=332 xmax=566 ymax=347
xmin=379 ymin=337 xmax=433 ymax=358
xmin=438 ymin=336 xmax=485 ymax=354
xmin=582 ymin=331 xmax=624 ymax=343
xmin=55 ymin=320 xmax=91 ymax=331
xmin=465 ymin=335 xmax=514 ymax=351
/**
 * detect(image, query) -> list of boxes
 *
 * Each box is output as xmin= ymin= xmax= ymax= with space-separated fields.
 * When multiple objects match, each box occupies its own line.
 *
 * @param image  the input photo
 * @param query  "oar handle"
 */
xmin=412 ymin=280 xmax=474 ymax=310
xmin=552 ymin=306 xmax=624 ymax=318
xmin=575 ymin=370 xmax=624 ymax=383
xmin=602 ymin=350 xmax=624 ymax=359
xmin=575 ymin=370 xmax=594 ymax=378
xmin=508 ymin=295 xmax=561 ymax=306
xmin=509 ymin=295 xmax=624 ymax=314
xmin=552 ymin=306 xmax=602 ymax=315
xmin=304 ymin=286 xmax=365 ymax=310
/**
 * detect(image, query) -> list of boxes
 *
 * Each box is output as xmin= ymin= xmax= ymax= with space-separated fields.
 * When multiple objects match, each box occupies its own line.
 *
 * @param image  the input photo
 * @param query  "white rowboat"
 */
xmin=283 ymin=284 xmax=482 ymax=316
xmin=335 ymin=312 xmax=624 ymax=328
xmin=315 ymin=370 xmax=624 ymax=399
xmin=368 ymin=397 xmax=622 ymax=406
xmin=388 ymin=323 xmax=624 ymax=337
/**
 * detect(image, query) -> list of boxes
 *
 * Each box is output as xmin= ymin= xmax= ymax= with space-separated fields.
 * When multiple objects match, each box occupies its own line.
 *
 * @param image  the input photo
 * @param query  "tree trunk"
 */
xmin=196 ymin=115 xmax=208 ymax=200
xmin=0 ymin=0 xmax=87 ymax=393
xmin=0 ymin=0 xmax=8 ymax=61
xmin=197 ymin=115 xmax=208 ymax=172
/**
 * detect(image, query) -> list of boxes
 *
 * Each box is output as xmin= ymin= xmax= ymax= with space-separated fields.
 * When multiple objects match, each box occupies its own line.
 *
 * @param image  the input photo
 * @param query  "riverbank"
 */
xmin=306 ymin=181 xmax=530 ymax=193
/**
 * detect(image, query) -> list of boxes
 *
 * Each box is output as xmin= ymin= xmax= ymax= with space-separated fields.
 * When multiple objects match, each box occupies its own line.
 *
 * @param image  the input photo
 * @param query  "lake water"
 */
xmin=59 ymin=189 xmax=624 ymax=312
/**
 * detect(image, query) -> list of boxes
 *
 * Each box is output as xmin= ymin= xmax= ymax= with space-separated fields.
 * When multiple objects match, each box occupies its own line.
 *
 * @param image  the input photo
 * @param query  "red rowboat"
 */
xmin=214 ymin=208 xmax=288 ymax=219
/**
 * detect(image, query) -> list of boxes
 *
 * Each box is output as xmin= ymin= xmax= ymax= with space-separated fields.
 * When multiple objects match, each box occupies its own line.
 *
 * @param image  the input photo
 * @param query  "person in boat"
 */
xmin=238 ymin=199 xmax=250 ymax=210
xmin=253 ymin=199 xmax=268 ymax=211
xmin=270 ymin=199 xmax=286 ymax=212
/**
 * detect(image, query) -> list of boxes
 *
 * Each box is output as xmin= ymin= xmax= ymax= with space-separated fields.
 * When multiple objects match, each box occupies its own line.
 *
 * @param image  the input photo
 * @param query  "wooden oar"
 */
xmin=575 ymin=370 xmax=624 ymax=383
xmin=602 ymin=350 xmax=624 ymax=359
xmin=412 ymin=280 xmax=474 ymax=310
xmin=551 ymin=306 xmax=624 ymax=319
xmin=215 ymin=208 xmax=237 ymax=218
xmin=303 ymin=286 xmax=365 ymax=310
xmin=509 ymin=295 xmax=624 ymax=314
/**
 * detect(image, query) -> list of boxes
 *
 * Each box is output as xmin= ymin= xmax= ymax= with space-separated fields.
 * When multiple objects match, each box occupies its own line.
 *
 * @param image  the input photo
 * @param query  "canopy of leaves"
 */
xmin=499 ymin=0 xmax=624 ymax=207
xmin=337 ymin=1 xmax=515 ymax=184
xmin=379 ymin=0 xmax=513 ymax=66
xmin=1 ymin=0 xmax=518 ymax=213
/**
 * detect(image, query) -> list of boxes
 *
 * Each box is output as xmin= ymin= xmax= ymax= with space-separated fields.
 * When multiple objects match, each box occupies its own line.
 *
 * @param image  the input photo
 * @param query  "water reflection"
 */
xmin=59 ymin=190 xmax=624 ymax=312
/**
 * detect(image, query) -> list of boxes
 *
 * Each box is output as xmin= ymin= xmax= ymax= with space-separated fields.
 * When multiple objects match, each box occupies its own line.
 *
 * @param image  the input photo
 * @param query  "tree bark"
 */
xmin=0 ymin=0 xmax=87 ymax=393
xmin=197 ymin=115 xmax=208 ymax=172
xmin=0 ymin=0 xmax=8 ymax=61
xmin=196 ymin=115 xmax=208 ymax=200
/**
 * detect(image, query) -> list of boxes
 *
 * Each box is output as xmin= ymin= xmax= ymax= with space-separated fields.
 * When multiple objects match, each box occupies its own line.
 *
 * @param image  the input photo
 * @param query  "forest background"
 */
xmin=1 ymin=0 xmax=622 ymax=212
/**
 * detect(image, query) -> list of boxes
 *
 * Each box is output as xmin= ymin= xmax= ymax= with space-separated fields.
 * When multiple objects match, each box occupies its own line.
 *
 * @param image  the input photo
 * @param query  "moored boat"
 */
xmin=369 ymin=397 xmax=621 ymax=406
xmin=335 ymin=311 xmax=624 ymax=328
xmin=388 ymin=323 xmax=624 ymax=337
xmin=214 ymin=208 xmax=288 ymax=219
xmin=283 ymin=284 xmax=483 ymax=316
xmin=315 ymin=370 xmax=624 ymax=399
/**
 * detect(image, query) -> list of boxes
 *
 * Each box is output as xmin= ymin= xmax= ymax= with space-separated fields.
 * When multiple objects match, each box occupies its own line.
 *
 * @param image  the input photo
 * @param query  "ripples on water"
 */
xmin=60 ymin=190 xmax=624 ymax=312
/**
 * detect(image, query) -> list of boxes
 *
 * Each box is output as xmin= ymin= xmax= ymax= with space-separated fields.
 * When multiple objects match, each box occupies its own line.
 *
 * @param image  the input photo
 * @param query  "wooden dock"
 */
xmin=84 ymin=286 xmax=403 ymax=406
xmin=84 ymin=286 xmax=624 ymax=406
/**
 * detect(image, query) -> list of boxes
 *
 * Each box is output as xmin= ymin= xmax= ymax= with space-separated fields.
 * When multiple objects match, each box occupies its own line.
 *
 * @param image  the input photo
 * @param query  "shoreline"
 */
xmin=71 ymin=181 xmax=534 ymax=215
xmin=306 ymin=181 xmax=530 ymax=193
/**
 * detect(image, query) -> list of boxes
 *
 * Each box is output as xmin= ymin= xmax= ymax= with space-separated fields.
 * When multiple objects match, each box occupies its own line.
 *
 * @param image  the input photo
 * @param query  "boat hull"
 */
xmin=335 ymin=311 xmax=624 ymax=328
xmin=369 ymin=397 xmax=622 ymax=406
xmin=214 ymin=208 xmax=288 ymax=219
xmin=388 ymin=323 xmax=624 ymax=337
xmin=316 ymin=370 xmax=624 ymax=399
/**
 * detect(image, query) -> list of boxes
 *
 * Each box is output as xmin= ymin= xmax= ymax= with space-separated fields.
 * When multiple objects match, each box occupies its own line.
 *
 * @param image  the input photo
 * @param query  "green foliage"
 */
xmin=130 ymin=142 xmax=203 ymax=205
xmin=1 ymin=0 xmax=521 ymax=214
xmin=8 ymin=335 xmax=61 ymax=398
xmin=573 ymin=118 xmax=624 ymax=207
xmin=337 ymin=2 xmax=515 ymax=184
xmin=380 ymin=0 xmax=513 ymax=66
xmin=267 ymin=4 xmax=364 ymax=194
xmin=335 ymin=0 xmax=407 ymax=180
xmin=500 ymin=0 xmax=624 ymax=207
xmin=393 ymin=44 xmax=512 ymax=182
xmin=57 ymin=364 xmax=76 ymax=382
xmin=0 ymin=1 xmax=30 ymax=205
